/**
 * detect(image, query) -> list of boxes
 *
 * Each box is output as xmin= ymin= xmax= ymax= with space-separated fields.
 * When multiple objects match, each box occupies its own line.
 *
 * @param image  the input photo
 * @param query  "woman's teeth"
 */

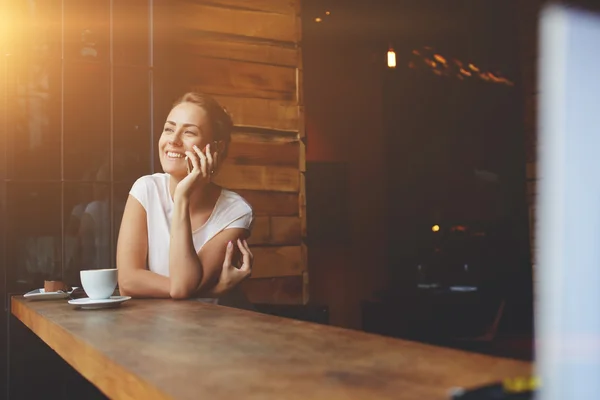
xmin=167 ymin=151 xmax=184 ymax=158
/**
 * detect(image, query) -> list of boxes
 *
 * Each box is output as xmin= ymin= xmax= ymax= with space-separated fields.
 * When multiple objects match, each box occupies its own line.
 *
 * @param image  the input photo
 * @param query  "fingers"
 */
xmin=184 ymin=150 xmax=200 ymax=173
xmin=193 ymin=145 xmax=208 ymax=177
xmin=222 ymin=240 xmax=234 ymax=267
xmin=237 ymin=239 xmax=253 ymax=276
xmin=205 ymin=143 xmax=214 ymax=174
xmin=239 ymin=239 xmax=253 ymax=263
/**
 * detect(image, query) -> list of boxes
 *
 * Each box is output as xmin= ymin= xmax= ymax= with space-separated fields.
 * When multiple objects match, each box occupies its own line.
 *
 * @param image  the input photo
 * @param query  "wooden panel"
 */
xmin=298 ymin=105 xmax=305 ymax=139
xmin=241 ymin=276 xmax=304 ymax=304
xmin=179 ymin=0 xmax=299 ymax=16
xmin=296 ymin=67 xmax=303 ymax=105
xmin=216 ymin=95 xmax=300 ymax=131
xmin=237 ymin=190 xmax=299 ymax=216
xmin=249 ymin=216 xmax=271 ymax=244
xmin=189 ymin=57 xmax=296 ymax=101
xmin=248 ymin=216 xmax=301 ymax=245
xmin=184 ymin=35 xmax=298 ymax=67
xmin=270 ymin=216 xmax=301 ymax=244
xmin=228 ymin=132 xmax=299 ymax=167
xmin=251 ymin=245 xmax=303 ymax=278
xmin=176 ymin=3 xmax=298 ymax=43
xmin=298 ymin=140 xmax=306 ymax=172
xmin=302 ymin=269 xmax=309 ymax=304
xmin=214 ymin=164 xmax=299 ymax=192
xmin=299 ymin=172 xmax=307 ymax=237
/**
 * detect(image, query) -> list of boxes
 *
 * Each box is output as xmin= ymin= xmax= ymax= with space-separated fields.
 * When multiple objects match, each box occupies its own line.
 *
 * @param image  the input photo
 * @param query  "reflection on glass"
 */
xmin=7 ymin=59 xmax=61 ymax=180
xmin=64 ymin=177 xmax=114 ymax=285
xmin=63 ymin=63 xmax=110 ymax=180
xmin=6 ymin=183 xmax=61 ymax=291
xmin=64 ymin=0 xmax=110 ymax=62
xmin=1 ymin=55 xmax=6 ymax=181
xmin=112 ymin=183 xmax=133 ymax=269
xmin=152 ymin=68 xmax=185 ymax=172
xmin=4 ymin=1 xmax=62 ymax=180
xmin=113 ymin=0 xmax=150 ymax=66
xmin=9 ymin=0 xmax=62 ymax=59
xmin=114 ymin=67 xmax=151 ymax=182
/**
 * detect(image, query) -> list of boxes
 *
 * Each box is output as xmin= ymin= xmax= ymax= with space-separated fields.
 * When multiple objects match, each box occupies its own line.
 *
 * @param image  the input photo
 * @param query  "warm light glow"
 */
xmin=432 ymin=225 xmax=440 ymax=232
xmin=408 ymin=46 xmax=514 ymax=86
xmin=387 ymin=49 xmax=396 ymax=68
xmin=459 ymin=68 xmax=472 ymax=76
xmin=325 ymin=11 xmax=331 ymax=15
xmin=433 ymin=54 xmax=447 ymax=65
xmin=315 ymin=17 xmax=322 ymax=22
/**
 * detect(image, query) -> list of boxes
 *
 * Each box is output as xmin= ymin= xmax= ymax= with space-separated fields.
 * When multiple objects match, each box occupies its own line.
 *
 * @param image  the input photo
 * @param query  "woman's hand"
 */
xmin=174 ymin=143 xmax=218 ymax=200
xmin=207 ymin=239 xmax=253 ymax=296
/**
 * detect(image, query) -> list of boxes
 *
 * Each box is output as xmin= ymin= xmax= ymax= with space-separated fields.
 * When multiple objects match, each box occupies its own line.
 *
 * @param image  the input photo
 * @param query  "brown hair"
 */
xmin=172 ymin=92 xmax=233 ymax=157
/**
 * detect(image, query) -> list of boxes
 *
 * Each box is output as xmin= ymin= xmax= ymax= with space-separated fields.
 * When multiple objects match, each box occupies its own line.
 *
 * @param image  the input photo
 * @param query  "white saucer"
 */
xmin=68 ymin=296 xmax=131 ymax=310
xmin=24 ymin=287 xmax=78 ymax=301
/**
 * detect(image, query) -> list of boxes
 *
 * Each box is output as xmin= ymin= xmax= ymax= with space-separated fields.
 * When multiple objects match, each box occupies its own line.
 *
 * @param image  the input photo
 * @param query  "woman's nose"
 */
xmin=168 ymin=133 xmax=183 ymax=146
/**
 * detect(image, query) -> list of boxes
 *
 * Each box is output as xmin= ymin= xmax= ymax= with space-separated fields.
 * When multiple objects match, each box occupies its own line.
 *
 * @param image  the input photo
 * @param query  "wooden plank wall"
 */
xmin=160 ymin=0 xmax=307 ymax=304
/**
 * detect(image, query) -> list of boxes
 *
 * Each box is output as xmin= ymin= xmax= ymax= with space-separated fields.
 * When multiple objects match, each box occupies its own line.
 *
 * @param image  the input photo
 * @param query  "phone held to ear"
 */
xmin=185 ymin=142 xmax=218 ymax=175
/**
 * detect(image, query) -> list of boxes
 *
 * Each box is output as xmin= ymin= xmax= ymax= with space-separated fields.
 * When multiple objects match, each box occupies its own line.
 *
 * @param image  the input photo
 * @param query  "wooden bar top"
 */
xmin=11 ymin=297 xmax=532 ymax=400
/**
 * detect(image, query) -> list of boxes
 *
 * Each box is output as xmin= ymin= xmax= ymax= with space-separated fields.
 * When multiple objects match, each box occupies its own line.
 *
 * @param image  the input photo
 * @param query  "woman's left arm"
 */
xmin=168 ymin=194 xmax=247 ymax=299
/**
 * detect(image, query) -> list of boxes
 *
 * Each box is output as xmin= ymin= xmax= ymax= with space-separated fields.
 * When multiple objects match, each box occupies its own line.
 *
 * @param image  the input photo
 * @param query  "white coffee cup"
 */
xmin=80 ymin=268 xmax=118 ymax=300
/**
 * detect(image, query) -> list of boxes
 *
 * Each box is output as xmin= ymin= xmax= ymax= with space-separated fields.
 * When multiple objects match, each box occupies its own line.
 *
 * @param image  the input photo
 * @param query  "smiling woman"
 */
xmin=116 ymin=92 xmax=255 ymax=308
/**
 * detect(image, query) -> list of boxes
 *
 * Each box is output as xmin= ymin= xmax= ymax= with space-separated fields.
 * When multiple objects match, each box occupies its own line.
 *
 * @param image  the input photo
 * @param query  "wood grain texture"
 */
xmin=12 ymin=297 xmax=533 ymax=400
xmin=249 ymin=216 xmax=301 ymax=245
xmin=184 ymin=34 xmax=299 ymax=67
xmin=214 ymin=164 xmax=299 ymax=192
xmin=176 ymin=2 xmax=298 ymax=42
xmin=216 ymin=95 xmax=300 ymax=131
xmin=236 ymin=189 xmax=299 ymax=216
xmin=228 ymin=132 xmax=299 ymax=167
xmin=178 ymin=0 xmax=299 ymax=16
xmin=299 ymin=172 xmax=307 ymax=237
xmin=296 ymin=67 xmax=303 ymax=105
xmin=251 ymin=245 xmax=303 ymax=277
xmin=187 ymin=57 xmax=296 ymax=100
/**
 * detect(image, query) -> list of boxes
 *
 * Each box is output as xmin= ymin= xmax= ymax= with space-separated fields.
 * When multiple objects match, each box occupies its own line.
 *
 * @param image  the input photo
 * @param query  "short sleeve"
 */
xmin=129 ymin=176 xmax=149 ymax=210
xmin=226 ymin=209 xmax=254 ymax=232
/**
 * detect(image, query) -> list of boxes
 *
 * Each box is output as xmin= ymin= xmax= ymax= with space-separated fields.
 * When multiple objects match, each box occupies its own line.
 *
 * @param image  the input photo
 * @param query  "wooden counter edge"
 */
xmin=11 ymin=296 xmax=173 ymax=400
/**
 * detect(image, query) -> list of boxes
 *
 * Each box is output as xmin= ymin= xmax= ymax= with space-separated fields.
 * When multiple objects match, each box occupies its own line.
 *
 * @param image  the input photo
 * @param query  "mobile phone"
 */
xmin=186 ymin=155 xmax=193 ymax=174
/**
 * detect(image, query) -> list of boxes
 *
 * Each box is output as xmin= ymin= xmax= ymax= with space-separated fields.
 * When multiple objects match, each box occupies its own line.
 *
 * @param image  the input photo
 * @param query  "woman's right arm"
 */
xmin=116 ymin=195 xmax=171 ymax=298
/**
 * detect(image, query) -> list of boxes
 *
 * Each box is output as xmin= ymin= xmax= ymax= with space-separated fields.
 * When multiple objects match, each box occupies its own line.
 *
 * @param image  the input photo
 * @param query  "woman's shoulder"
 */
xmin=218 ymin=189 xmax=253 ymax=215
xmin=129 ymin=173 xmax=169 ymax=208
xmin=132 ymin=173 xmax=169 ymax=189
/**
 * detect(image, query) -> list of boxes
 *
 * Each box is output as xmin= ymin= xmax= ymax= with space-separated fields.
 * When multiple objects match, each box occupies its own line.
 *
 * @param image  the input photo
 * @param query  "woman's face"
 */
xmin=158 ymin=102 xmax=213 ymax=179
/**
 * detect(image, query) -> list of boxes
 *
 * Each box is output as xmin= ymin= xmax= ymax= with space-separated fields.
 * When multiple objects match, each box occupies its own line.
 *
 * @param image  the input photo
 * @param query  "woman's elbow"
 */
xmin=169 ymin=286 xmax=193 ymax=300
xmin=117 ymin=274 xmax=135 ymax=297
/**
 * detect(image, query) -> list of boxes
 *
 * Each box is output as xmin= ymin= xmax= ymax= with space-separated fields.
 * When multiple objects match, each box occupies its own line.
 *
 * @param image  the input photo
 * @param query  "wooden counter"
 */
xmin=11 ymin=297 xmax=532 ymax=400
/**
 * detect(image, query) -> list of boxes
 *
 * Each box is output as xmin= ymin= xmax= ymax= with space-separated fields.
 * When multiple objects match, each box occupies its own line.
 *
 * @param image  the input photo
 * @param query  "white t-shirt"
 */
xmin=129 ymin=173 xmax=253 ymax=304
